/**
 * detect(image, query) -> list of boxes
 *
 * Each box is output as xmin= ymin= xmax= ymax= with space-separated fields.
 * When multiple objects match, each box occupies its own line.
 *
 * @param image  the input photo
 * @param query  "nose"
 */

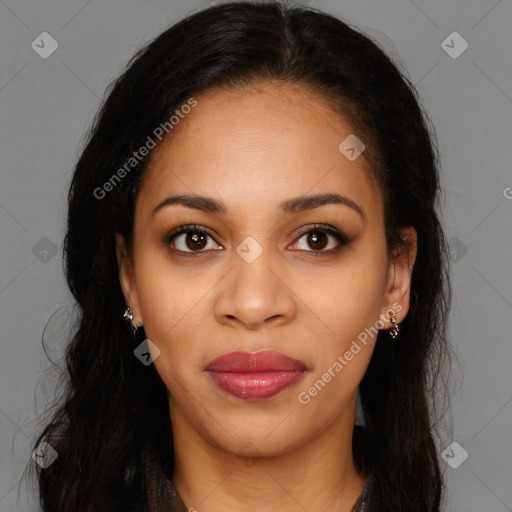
xmin=212 ymin=239 xmax=297 ymax=331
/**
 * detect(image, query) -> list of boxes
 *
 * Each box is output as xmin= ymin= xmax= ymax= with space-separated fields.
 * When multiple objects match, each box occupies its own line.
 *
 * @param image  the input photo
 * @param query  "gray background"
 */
xmin=0 ymin=0 xmax=511 ymax=510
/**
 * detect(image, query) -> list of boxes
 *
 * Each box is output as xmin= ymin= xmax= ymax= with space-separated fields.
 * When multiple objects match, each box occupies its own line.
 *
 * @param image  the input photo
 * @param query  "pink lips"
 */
xmin=205 ymin=350 xmax=307 ymax=400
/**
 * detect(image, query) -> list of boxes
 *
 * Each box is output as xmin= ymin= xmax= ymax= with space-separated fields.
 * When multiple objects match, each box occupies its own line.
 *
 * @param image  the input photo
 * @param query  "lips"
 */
xmin=205 ymin=351 xmax=307 ymax=400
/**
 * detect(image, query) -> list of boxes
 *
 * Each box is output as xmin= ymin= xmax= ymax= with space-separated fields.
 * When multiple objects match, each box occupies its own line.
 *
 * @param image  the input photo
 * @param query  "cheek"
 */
xmin=133 ymin=243 xmax=205 ymax=331
xmin=296 ymin=267 xmax=385 ymax=419
xmin=307 ymin=248 xmax=387 ymax=341
xmin=329 ymin=263 xmax=386 ymax=333
xmin=132 ymin=253 xmax=200 ymax=368
xmin=300 ymin=249 xmax=388 ymax=396
xmin=136 ymin=279 xmax=199 ymax=405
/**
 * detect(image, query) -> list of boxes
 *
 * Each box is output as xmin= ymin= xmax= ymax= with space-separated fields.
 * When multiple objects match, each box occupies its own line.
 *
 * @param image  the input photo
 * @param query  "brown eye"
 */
xmin=164 ymin=223 xmax=350 ymax=256
xmin=184 ymin=231 xmax=208 ymax=251
xmin=165 ymin=225 xmax=222 ymax=253
xmin=292 ymin=224 xmax=350 ymax=254
xmin=306 ymin=231 xmax=328 ymax=251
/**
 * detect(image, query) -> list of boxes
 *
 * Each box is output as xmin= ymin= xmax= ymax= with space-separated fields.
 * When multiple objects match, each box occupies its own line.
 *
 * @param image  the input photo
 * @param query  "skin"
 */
xmin=116 ymin=81 xmax=417 ymax=511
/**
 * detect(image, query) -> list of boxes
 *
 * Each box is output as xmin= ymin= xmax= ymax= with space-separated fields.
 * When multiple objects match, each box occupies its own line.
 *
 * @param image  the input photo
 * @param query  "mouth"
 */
xmin=205 ymin=350 xmax=307 ymax=401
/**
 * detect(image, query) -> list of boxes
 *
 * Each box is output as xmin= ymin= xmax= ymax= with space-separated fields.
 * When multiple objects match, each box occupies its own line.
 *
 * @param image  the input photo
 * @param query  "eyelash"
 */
xmin=163 ymin=223 xmax=352 ymax=256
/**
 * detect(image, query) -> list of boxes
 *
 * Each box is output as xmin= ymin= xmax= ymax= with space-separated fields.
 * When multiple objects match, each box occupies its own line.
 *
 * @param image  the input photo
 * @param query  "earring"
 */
xmin=123 ymin=306 xmax=140 ymax=329
xmin=388 ymin=313 xmax=400 ymax=339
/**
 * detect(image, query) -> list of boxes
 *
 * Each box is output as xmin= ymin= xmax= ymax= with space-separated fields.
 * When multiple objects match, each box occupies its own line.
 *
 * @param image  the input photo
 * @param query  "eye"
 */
xmin=164 ymin=223 xmax=351 ymax=255
xmin=290 ymin=224 xmax=351 ymax=254
xmin=164 ymin=224 xmax=222 ymax=253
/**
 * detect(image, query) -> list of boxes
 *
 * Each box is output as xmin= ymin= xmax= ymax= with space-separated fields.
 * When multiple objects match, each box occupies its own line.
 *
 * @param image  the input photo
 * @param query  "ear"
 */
xmin=115 ymin=232 xmax=143 ymax=327
xmin=380 ymin=226 xmax=417 ymax=327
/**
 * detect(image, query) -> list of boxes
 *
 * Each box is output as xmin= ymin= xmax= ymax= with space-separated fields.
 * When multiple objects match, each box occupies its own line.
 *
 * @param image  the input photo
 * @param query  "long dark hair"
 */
xmin=26 ymin=2 xmax=452 ymax=510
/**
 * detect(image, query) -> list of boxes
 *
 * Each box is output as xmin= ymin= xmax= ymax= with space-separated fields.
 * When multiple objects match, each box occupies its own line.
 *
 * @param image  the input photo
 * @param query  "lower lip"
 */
xmin=207 ymin=370 xmax=306 ymax=400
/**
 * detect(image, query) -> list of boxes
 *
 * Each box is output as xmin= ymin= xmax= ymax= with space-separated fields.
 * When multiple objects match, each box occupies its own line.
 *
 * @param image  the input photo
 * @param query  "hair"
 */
xmin=26 ymin=1 xmax=452 ymax=511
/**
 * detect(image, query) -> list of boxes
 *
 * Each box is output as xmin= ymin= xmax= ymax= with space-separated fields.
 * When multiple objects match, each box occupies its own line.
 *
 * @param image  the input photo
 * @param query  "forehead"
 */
xmin=136 ymin=82 xmax=382 ymax=221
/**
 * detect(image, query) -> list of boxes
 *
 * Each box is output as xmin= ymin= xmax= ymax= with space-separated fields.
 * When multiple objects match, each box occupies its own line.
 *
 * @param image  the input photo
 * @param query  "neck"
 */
xmin=170 ymin=397 xmax=366 ymax=512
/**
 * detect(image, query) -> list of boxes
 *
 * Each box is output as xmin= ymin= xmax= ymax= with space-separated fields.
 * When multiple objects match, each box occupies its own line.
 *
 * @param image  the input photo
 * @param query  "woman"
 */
xmin=30 ymin=1 xmax=452 ymax=510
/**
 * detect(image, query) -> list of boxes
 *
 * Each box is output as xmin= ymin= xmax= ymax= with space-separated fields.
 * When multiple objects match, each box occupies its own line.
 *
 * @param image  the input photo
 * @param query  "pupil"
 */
xmin=187 ymin=232 xmax=207 ymax=250
xmin=309 ymin=231 xmax=326 ymax=250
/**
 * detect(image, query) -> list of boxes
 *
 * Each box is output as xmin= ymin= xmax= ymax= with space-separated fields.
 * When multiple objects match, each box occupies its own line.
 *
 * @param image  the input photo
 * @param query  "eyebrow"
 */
xmin=152 ymin=192 xmax=364 ymax=218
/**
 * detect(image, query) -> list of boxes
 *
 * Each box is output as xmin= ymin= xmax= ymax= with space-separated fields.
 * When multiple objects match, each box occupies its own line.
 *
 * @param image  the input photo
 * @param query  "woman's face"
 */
xmin=116 ymin=81 xmax=416 ymax=458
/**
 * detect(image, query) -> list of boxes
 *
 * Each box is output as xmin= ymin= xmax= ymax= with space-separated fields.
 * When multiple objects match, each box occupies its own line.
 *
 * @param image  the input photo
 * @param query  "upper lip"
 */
xmin=205 ymin=350 xmax=307 ymax=372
